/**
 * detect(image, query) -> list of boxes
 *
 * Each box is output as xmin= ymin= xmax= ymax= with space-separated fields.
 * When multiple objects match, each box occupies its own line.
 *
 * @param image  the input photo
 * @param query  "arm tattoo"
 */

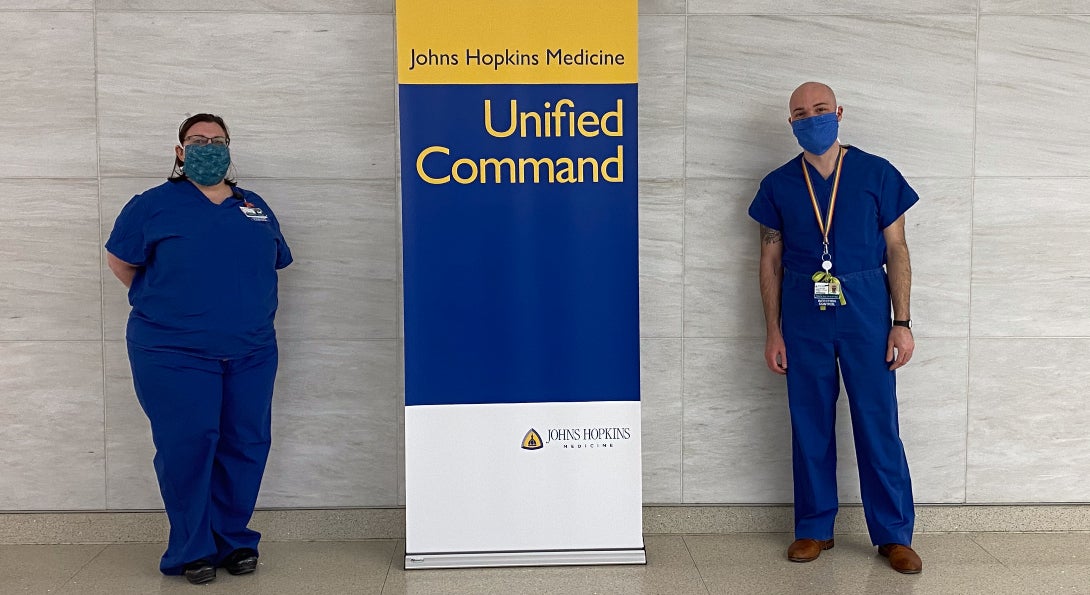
xmin=761 ymin=225 xmax=782 ymax=245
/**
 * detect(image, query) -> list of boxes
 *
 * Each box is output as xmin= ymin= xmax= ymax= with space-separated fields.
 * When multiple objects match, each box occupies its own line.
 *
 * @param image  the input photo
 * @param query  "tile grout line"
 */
xmin=966 ymin=532 xmax=1009 ymax=566
xmin=52 ymin=543 xmax=112 ymax=593
xmin=679 ymin=5 xmax=690 ymax=507
xmin=390 ymin=9 xmax=406 ymax=518
xmin=379 ymin=538 xmax=402 ymax=593
xmin=963 ymin=0 xmax=983 ymax=507
xmin=680 ymin=534 xmax=715 ymax=595
xmin=92 ymin=0 xmax=109 ymax=512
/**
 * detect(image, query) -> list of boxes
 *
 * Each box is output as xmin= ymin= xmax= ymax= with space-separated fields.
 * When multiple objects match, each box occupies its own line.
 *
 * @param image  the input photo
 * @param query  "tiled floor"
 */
xmin=3 ymin=533 xmax=1089 ymax=594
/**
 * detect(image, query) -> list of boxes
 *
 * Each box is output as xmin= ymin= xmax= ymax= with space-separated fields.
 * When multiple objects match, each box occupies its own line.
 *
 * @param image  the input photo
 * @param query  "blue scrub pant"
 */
xmin=127 ymin=342 xmax=278 ymax=575
xmin=781 ymin=267 xmax=914 ymax=546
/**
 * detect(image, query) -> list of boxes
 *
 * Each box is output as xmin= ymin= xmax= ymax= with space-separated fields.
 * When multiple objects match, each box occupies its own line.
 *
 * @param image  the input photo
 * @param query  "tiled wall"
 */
xmin=1 ymin=1 xmax=1087 ymax=511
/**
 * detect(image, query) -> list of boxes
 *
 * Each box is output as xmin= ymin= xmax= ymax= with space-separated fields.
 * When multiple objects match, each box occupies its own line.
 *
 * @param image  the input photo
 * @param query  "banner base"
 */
xmin=405 ymin=548 xmax=646 ymax=570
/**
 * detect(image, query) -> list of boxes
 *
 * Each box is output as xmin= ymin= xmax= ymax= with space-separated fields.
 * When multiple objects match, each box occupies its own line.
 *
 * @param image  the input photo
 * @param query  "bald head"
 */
xmin=789 ymin=82 xmax=839 ymax=122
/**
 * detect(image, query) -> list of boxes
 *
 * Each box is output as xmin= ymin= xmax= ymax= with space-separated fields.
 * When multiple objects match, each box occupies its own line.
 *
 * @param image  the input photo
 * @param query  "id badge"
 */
xmin=814 ymin=279 xmax=841 ymax=308
xmin=240 ymin=206 xmax=269 ymax=222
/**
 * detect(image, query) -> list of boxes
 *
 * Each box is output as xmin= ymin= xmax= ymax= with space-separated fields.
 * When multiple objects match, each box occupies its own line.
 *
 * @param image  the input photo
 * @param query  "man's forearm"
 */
xmin=759 ymin=225 xmax=784 ymax=333
xmin=759 ymin=263 xmax=783 ymax=332
xmin=887 ymin=243 xmax=912 ymax=321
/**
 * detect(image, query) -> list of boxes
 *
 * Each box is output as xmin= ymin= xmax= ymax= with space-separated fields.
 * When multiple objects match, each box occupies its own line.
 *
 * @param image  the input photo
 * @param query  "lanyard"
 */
xmin=801 ymin=146 xmax=846 ymax=245
xmin=800 ymin=146 xmax=846 ymax=270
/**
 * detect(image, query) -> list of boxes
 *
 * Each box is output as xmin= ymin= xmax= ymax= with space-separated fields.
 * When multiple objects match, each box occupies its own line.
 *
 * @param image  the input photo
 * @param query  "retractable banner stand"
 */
xmin=397 ymin=0 xmax=643 ymax=570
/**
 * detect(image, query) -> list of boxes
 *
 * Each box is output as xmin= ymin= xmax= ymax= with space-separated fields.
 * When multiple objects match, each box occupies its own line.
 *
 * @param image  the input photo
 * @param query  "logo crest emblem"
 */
xmin=521 ymin=428 xmax=543 ymax=450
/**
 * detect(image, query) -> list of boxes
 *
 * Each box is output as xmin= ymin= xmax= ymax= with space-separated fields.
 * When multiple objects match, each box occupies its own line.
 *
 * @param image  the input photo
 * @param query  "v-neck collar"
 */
xmin=180 ymin=180 xmax=241 ymax=208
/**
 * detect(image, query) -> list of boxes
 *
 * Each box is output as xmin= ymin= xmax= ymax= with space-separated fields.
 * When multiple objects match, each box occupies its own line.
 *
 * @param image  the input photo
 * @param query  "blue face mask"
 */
xmin=183 ymin=143 xmax=231 ymax=186
xmin=790 ymin=112 xmax=839 ymax=155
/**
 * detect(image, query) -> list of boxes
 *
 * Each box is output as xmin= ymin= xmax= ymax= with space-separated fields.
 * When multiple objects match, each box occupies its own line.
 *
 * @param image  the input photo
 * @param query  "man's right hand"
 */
xmin=765 ymin=333 xmax=788 ymax=375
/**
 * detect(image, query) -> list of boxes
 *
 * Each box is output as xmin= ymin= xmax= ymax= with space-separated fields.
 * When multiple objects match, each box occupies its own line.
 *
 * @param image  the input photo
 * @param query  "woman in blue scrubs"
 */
xmin=105 ymin=114 xmax=292 ymax=585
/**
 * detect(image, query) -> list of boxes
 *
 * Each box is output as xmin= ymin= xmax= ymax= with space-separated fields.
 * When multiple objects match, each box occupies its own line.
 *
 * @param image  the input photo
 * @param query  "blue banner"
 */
xmin=401 ymin=83 xmax=639 ymax=406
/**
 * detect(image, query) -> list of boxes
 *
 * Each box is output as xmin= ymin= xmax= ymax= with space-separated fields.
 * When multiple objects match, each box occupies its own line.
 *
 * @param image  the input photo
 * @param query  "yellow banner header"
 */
xmin=396 ymin=0 xmax=638 ymax=85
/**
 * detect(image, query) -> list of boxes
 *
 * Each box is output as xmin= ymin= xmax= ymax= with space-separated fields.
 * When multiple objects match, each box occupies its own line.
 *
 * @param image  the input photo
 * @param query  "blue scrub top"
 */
xmin=106 ymin=179 xmax=293 ymax=359
xmin=748 ymin=146 xmax=918 ymax=275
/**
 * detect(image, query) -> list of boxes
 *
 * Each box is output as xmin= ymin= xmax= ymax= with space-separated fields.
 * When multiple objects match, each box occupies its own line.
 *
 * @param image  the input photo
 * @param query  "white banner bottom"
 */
xmin=405 ymin=401 xmax=644 ymax=568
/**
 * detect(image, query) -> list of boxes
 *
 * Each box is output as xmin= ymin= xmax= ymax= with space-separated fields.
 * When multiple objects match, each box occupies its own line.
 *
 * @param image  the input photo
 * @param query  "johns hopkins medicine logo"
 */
xmin=521 ymin=426 xmax=632 ymax=451
xmin=521 ymin=428 xmax=544 ymax=450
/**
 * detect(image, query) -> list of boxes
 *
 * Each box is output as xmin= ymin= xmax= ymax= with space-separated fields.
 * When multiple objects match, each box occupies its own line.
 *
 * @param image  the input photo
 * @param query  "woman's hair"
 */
xmin=168 ymin=113 xmax=237 ymax=185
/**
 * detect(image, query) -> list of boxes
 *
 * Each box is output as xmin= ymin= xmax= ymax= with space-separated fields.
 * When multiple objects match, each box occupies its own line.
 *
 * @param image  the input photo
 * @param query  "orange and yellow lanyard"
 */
xmin=800 ymin=146 xmax=847 ymax=265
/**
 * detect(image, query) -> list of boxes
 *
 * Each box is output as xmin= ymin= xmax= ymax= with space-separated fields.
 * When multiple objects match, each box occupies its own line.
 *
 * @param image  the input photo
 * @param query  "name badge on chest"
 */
xmin=240 ymin=205 xmax=268 ymax=222
xmin=813 ymin=278 xmax=842 ymax=309
xmin=811 ymin=271 xmax=847 ymax=311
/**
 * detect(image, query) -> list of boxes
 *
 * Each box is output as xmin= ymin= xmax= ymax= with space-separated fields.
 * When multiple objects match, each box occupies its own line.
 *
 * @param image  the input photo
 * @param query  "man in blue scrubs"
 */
xmin=748 ymin=82 xmax=922 ymax=574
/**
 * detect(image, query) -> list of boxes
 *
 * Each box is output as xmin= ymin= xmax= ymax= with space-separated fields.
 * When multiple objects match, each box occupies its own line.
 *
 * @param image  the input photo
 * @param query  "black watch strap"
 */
xmin=892 ymin=319 xmax=912 ymax=329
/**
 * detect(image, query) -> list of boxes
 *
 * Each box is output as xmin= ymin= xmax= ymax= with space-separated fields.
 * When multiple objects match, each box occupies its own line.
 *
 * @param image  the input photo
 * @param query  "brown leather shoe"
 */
xmin=878 ymin=543 xmax=922 ymax=574
xmin=787 ymin=538 xmax=834 ymax=562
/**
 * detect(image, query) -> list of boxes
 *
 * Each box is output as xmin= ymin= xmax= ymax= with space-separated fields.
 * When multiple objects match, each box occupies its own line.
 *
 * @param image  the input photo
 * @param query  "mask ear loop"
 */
xmin=171 ymin=146 xmax=185 ymax=178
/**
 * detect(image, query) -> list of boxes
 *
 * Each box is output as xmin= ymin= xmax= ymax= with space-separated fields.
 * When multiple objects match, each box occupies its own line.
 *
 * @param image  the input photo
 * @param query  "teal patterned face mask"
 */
xmin=183 ymin=143 xmax=231 ymax=186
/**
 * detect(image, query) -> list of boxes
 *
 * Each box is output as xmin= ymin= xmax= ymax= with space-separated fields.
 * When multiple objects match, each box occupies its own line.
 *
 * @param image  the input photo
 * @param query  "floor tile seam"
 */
xmin=679 ymin=534 xmax=715 ymax=594
xmin=53 ymin=542 xmax=111 ymax=593
xmin=379 ymin=538 xmax=403 ymax=592
xmin=966 ymin=532 xmax=1012 ymax=567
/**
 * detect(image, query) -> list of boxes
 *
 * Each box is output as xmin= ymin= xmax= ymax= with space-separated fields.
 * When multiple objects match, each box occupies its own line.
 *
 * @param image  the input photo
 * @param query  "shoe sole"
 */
xmin=184 ymin=568 xmax=216 ymax=584
xmin=226 ymin=557 xmax=259 ymax=576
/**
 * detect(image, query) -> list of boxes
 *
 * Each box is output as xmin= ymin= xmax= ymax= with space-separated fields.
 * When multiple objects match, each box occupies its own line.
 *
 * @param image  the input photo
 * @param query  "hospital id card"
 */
xmin=240 ymin=206 xmax=269 ymax=222
xmin=814 ymin=279 xmax=841 ymax=308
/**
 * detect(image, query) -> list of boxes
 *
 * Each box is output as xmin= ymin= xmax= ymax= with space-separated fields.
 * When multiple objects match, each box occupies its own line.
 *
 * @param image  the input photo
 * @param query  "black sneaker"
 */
xmin=221 ymin=548 xmax=259 ymax=575
xmin=183 ymin=559 xmax=216 ymax=584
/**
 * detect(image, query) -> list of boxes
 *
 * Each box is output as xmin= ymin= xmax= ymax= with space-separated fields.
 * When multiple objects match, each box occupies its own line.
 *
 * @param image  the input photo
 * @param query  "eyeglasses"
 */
xmin=183 ymin=135 xmax=230 ymax=147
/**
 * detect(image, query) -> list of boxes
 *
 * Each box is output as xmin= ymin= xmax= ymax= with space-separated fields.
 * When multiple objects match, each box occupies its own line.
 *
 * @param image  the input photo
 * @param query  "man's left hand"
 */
xmin=886 ymin=326 xmax=914 ymax=370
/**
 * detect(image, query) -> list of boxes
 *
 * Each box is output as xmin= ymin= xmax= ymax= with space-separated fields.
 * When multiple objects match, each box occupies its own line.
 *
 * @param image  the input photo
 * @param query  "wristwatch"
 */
xmin=892 ymin=319 xmax=912 ymax=329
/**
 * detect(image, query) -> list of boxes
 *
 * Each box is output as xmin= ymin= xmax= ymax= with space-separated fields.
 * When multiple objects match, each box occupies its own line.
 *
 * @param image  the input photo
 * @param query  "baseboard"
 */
xmin=2 ymin=505 xmax=1089 ymax=545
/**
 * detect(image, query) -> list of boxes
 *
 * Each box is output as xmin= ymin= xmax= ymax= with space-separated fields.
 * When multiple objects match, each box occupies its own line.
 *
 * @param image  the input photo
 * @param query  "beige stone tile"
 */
xmin=640 ymin=0 xmax=685 ymax=13
xmin=259 ymin=340 xmax=401 ymax=507
xmin=244 ymin=179 xmax=399 ymax=340
xmin=96 ymin=12 xmax=395 ymax=180
xmin=0 ymin=11 xmax=95 ymax=177
xmin=0 ymin=342 xmax=105 ymax=509
xmin=683 ymin=177 xmax=764 ymax=339
xmin=97 ymin=0 xmax=391 ymax=10
xmin=0 ymin=544 xmax=106 ymax=594
xmin=982 ymin=0 xmax=1090 ymax=11
xmin=688 ymin=0 xmax=977 ymax=12
xmin=0 ymin=1 xmax=91 ymax=7
xmin=639 ymin=16 xmax=686 ymax=180
xmin=906 ymin=178 xmax=972 ymax=339
xmin=977 ymin=16 xmax=1090 ymax=176
xmin=682 ymin=338 xmax=793 ymax=503
xmin=686 ymin=15 xmax=976 ymax=180
xmin=640 ymin=179 xmax=684 ymax=338
xmin=967 ymin=338 xmax=1090 ymax=502
xmin=971 ymin=178 xmax=1090 ymax=336
xmin=0 ymin=179 xmax=101 ymax=340
xmin=642 ymin=339 xmax=683 ymax=503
